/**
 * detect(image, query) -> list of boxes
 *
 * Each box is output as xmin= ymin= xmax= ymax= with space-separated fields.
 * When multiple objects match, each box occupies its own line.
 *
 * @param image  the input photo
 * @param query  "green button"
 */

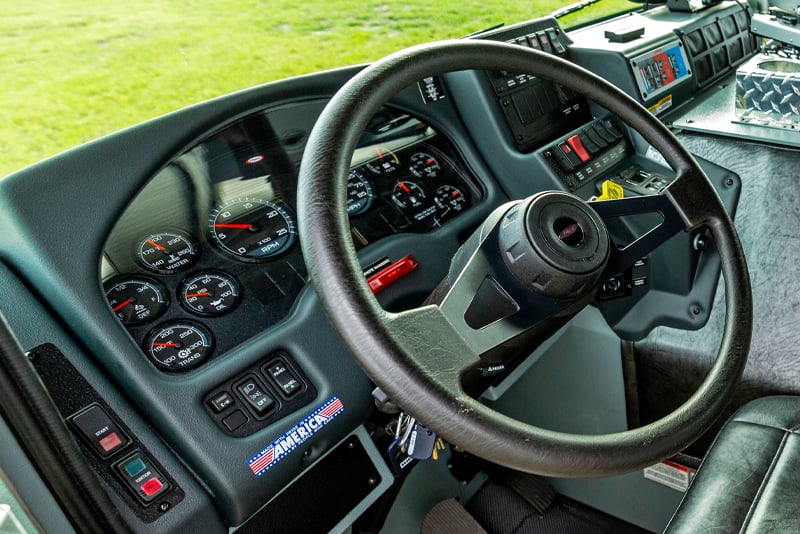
xmin=124 ymin=457 xmax=146 ymax=477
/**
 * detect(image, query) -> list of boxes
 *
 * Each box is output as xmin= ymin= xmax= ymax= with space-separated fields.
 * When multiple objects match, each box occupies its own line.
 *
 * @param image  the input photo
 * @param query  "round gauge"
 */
xmin=365 ymin=147 xmax=400 ymax=175
xmin=434 ymin=185 xmax=468 ymax=216
xmin=347 ymin=169 xmax=374 ymax=216
xmin=409 ymin=152 xmax=442 ymax=180
xmin=209 ymin=197 xmax=296 ymax=261
xmin=179 ymin=271 xmax=241 ymax=316
xmin=105 ymin=277 xmax=168 ymax=325
xmin=392 ymin=181 xmax=426 ymax=210
xmin=144 ymin=321 xmax=213 ymax=372
xmin=136 ymin=230 xmax=198 ymax=274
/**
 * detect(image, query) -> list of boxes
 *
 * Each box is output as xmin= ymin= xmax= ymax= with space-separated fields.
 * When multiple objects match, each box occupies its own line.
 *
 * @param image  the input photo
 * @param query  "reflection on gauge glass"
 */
xmin=136 ymin=230 xmax=198 ymax=274
xmin=365 ymin=147 xmax=400 ymax=175
xmin=392 ymin=181 xmax=426 ymax=210
xmin=180 ymin=271 xmax=241 ymax=316
xmin=144 ymin=321 xmax=213 ymax=372
xmin=347 ymin=169 xmax=374 ymax=216
xmin=105 ymin=277 xmax=168 ymax=325
xmin=409 ymin=152 xmax=441 ymax=180
xmin=209 ymin=197 xmax=296 ymax=261
xmin=434 ymin=185 xmax=468 ymax=215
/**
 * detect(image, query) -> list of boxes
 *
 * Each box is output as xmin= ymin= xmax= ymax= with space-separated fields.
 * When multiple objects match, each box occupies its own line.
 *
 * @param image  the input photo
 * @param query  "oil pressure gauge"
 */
xmin=179 ymin=271 xmax=241 ymax=316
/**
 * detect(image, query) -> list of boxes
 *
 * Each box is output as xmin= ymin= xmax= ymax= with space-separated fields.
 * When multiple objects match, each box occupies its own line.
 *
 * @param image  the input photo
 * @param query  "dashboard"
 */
xmin=0 ymin=2 xmax=753 ymax=532
xmin=102 ymin=103 xmax=479 ymax=372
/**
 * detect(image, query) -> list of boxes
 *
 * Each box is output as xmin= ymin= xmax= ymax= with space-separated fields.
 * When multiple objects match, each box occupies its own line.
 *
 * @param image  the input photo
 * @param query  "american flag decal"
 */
xmin=247 ymin=395 xmax=345 ymax=477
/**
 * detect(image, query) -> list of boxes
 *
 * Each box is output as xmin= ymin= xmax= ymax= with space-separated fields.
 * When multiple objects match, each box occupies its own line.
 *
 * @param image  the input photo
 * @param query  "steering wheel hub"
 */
xmin=499 ymin=192 xmax=610 ymax=299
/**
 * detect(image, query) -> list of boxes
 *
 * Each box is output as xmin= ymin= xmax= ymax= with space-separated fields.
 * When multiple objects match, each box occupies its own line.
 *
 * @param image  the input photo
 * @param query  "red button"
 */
xmin=98 ymin=432 xmax=123 ymax=453
xmin=566 ymin=134 xmax=591 ymax=163
xmin=367 ymin=255 xmax=419 ymax=294
xmin=140 ymin=477 xmax=164 ymax=497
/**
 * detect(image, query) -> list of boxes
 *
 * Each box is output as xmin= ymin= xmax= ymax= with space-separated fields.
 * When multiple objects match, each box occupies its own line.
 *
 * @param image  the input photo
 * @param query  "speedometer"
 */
xmin=209 ymin=197 xmax=296 ymax=261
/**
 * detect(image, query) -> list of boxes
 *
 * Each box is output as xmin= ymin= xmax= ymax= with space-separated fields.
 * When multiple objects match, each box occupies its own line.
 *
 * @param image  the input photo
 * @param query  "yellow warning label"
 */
xmin=648 ymin=94 xmax=673 ymax=116
xmin=596 ymin=180 xmax=624 ymax=201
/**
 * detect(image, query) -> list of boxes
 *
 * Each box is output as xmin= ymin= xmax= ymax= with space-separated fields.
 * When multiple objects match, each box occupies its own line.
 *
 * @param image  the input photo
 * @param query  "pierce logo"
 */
xmin=247 ymin=395 xmax=344 ymax=477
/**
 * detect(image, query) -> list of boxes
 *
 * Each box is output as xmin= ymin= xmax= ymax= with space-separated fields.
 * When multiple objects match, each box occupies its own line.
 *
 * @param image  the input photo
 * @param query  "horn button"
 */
xmin=499 ymin=192 xmax=610 ymax=299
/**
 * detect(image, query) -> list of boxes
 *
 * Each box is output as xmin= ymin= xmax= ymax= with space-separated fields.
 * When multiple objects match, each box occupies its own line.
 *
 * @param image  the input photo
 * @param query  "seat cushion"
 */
xmin=666 ymin=396 xmax=800 ymax=533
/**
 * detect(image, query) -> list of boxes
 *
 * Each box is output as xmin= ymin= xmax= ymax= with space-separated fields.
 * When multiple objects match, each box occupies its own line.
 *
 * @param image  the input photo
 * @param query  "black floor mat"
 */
xmin=466 ymin=482 xmax=646 ymax=534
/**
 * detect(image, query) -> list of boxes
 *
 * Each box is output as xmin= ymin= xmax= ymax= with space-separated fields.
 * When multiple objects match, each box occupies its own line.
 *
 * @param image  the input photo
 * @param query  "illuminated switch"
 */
xmin=70 ymin=404 xmax=129 ymax=459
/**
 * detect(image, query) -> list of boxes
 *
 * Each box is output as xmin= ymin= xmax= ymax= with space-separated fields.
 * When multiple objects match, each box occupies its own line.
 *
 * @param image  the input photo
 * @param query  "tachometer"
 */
xmin=209 ymin=197 xmax=296 ymax=261
xmin=179 ymin=271 xmax=241 ymax=316
xmin=347 ymin=169 xmax=374 ymax=216
xmin=144 ymin=321 xmax=214 ymax=372
xmin=105 ymin=276 xmax=169 ymax=325
xmin=136 ymin=230 xmax=198 ymax=274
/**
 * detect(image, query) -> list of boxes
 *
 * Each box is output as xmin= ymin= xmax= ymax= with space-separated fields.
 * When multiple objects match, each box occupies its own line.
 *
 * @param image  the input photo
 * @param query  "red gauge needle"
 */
xmin=397 ymin=182 xmax=411 ymax=193
xmin=146 ymin=239 xmax=166 ymax=251
xmin=152 ymin=342 xmax=177 ymax=347
xmin=376 ymin=148 xmax=385 ymax=159
xmin=112 ymin=299 xmax=132 ymax=312
xmin=451 ymin=191 xmax=461 ymax=198
xmin=185 ymin=292 xmax=209 ymax=298
xmin=426 ymin=158 xmax=436 ymax=165
xmin=214 ymin=223 xmax=252 ymax=229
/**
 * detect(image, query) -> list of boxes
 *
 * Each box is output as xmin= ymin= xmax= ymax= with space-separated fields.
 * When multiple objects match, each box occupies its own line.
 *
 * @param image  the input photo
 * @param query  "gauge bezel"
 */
xmin=178 ymin=270 xmax=242 ymax=317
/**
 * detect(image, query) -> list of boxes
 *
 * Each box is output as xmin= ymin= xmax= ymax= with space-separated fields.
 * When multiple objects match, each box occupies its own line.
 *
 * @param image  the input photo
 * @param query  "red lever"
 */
xmin=567 ymin=134 xmax=591 ymax=163
xmin=367 ymin=255 xmax=419 ymax=294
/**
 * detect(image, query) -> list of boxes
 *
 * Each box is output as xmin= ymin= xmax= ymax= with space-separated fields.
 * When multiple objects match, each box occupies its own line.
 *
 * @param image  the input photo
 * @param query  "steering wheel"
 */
xmin=297 ymin=40 xmax=752 ymax=477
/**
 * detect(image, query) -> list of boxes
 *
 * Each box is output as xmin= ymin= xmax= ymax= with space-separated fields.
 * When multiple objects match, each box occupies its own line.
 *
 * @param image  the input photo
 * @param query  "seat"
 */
xmin=665 ymin=396 xmax=800 ymax=532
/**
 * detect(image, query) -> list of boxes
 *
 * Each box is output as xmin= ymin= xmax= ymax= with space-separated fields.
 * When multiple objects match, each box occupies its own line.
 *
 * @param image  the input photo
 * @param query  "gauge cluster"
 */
xmin=102 ymin=102 xmax=480 ymax=372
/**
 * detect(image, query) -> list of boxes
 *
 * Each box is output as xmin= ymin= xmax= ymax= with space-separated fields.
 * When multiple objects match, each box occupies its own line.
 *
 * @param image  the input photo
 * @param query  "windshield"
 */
xmin=1 ymin=0 xmax=636 ymax=177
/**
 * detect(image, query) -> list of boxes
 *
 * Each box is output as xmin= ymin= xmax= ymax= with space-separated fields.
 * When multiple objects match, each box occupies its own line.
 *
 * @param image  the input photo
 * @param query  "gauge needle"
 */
xmin=426 ymin=158 xmax=436 ymax=165
xmin=112 ymin=299 xmax=132 ymax=312
xmin=185 ymin=292 xmax=209 ymax=298
xmin=152 ymin=342 xmax=177 ymax=347
xmin=451 ymin=191 xmax=461 ymax=197
xmin=376 ymin=148 xmax=384 ymax=159
xmin=214 ymin=223 xmax=253 ymax=229
xmin=398 ymin=182 xmax=411 ymax=193
xmin=146 ymin=239 xmax=166 ymax=251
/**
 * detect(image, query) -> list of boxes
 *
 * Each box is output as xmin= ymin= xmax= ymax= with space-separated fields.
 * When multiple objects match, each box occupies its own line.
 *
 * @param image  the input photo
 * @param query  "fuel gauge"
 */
xmin=105 ymin=277 xmax=169 ymax=325
xmin=392 ymin=181 xmax=426 ymax=210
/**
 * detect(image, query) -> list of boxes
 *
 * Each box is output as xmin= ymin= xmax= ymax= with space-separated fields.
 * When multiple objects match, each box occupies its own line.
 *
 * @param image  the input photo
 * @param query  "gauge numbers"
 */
xmin=105 ymin=277 xmax=168 ymax=325
xmin=347 ymin=170 xmax=374 ymax=216
xmin=209 ymin=197 xmax=296 ymax=261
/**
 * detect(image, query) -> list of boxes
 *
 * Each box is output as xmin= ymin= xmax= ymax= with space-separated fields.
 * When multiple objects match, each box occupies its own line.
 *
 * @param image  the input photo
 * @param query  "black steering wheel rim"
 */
xmin=298 ymin=40 xmax=752 ymax=477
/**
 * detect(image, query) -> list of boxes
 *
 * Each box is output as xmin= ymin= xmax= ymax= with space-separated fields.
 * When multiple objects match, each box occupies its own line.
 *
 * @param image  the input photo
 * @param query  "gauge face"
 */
xmin=409 ymin=152 xmax=441 ymax=180
xmin=434 ymin=185 xmax=468 ymax=215
xmin=365 ymin=147 xmax=400 ymax=175
xmin=105 ymin=277 xmax=168 ymax=325
xmin=136 ymin=230 xmax=198 ymax=274
xmin=144 ymin=321 xmax=213 ymax=372
xmin=209 ymin=197 xmax=296 ymax=261
xmin=347 ymin=169 xmax=374 ymax=216
xmin=392 ymin=181 xmax=426 ymax=210
xmin=180 ymin=271 xmax=241 ymax=316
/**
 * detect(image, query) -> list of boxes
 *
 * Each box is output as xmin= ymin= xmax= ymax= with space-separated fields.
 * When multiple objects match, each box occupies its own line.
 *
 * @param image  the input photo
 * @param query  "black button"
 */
xmin=602 ymin=119 xmax=624 ymax=139
xmin=237 ymin=378 xmax=275 ymax=415
xmin=583 ymin=126 xmax=607 ymax=149
xmin=115 ymin=451 xmax=170 ymax=503
xmin=266 ymin=361 xmax=303 ymax=397
xmin=578 ymin=133 xmax=600 ymax=155
xmin=209 ymin=392 xmax=234 ymax=413
xmin=70 ymin=404 xmax=129 ymax=459
xmin=553 ymin=142 xmax=582 ymax=171
xmin=591 ymin=123 xmax=616 ymax=144
xmin=547 ymin=30 xmax=565 ymax=54
xmin=222 ymin=409 xmax=248 ymax=432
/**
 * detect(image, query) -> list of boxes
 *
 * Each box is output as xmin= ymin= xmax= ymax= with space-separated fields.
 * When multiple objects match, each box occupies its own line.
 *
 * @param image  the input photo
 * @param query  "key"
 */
xmin=408 ymin=422 xmax=437 ymax=460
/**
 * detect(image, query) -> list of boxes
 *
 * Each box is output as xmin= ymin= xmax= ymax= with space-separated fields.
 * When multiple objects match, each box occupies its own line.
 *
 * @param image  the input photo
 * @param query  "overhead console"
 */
xmin=569 ymin=1 xmax=756 ymax=117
